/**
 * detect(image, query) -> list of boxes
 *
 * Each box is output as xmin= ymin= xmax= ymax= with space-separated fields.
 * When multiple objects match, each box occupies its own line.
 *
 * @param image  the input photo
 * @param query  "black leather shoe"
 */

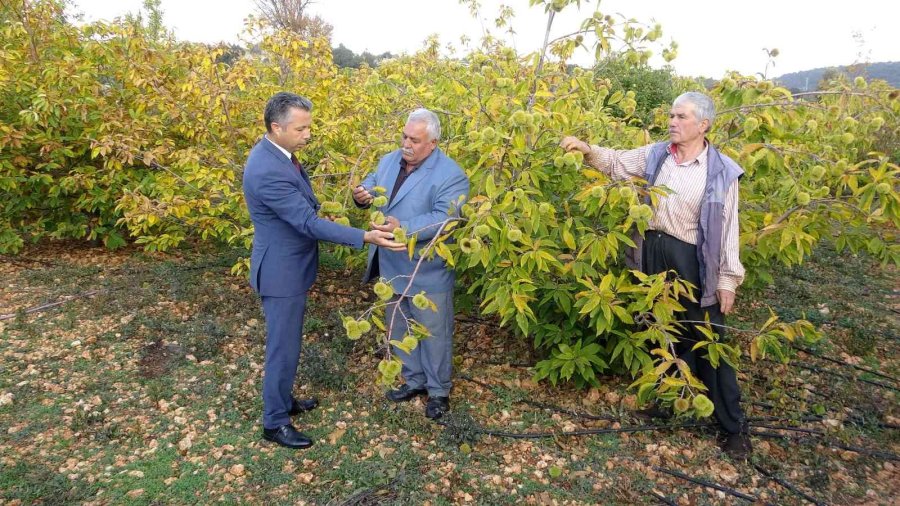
xmin=262 ymin=424 xmax=313 ymax=449
xmin=633 ymin=403 xmax=673 ymax=422
xmin=385 ymin=384 xmax=427 ymax=402
xmin=722 ymin=432 xmax=752 ymax=460
xmin=289 ymin=397 xmax=319 ymax=416
xmin=425 ymin=396 xmax=450 ymax=419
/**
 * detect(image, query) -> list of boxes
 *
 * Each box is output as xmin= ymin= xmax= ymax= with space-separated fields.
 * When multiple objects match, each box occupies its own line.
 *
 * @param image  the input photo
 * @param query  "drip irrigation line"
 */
xmin=793 ymin=345 xmax=899 ymax=384
xmin=652 ymin=467 xmax=763 ymax=503
xmin=458 ymin=374 xmax=493 ymax=390
xmin=436 ymin=419 xmax=721 ymax=439
xmin=461 ymin=374 xmax=826 ymax=427
xmin=793 ymin=362 xmax=900 ymax=392
xmin=480 ymin=360 xmax=535 ymax=368
xmin=750 ymin=416 xmax=824 ymax=424
xmin=0 ymin=289 xmax=104 ymax=321
xmin=751 ymin=430 xmax=900 ymax=461
xmin=827 ymin=442 xmax=900 ymax=461
xmin=753 ymin=464 xmax=825 ymax=506
xmin=0 ymin=254 xmax=57 ymax=268
xmin=455 ymin=315 xmax=502 ymax=328
xmin=750 ymin=423 xmax=825 ymax=436
xmin=519 ymin=399 xmax=619 ymax=421
xmin=647 ymin=490 xmax=677 ymax=506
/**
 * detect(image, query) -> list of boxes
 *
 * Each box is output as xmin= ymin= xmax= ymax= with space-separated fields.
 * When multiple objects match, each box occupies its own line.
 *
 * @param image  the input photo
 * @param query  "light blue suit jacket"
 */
xmin=243 ymin=138 xmax=365 ymax=297
xmin=360 ymin=148 xmax=470 ymax=294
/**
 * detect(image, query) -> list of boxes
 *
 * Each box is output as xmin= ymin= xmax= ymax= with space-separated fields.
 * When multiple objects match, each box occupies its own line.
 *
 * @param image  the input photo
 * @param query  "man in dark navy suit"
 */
xmin=243 ymin=92 xmax=404 ymax=449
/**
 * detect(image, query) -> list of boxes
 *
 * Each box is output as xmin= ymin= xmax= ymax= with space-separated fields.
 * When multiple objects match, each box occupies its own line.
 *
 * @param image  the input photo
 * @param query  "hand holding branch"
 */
xmin=560 ymin=136 xmax=591 ymax=155
xmin=352 ymin=185 xmax=374 ymax=206
xmin=363 ymin=230 xmax=406 ymax=251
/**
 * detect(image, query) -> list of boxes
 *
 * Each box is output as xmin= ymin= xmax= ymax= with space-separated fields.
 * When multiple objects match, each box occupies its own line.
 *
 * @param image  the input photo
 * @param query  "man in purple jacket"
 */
xmin=561 ymin=92 xmax=751 ymax=460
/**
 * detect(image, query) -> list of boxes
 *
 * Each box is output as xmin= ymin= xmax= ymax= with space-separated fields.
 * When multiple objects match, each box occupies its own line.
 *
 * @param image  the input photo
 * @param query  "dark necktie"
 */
xmin=290 ymin=154 xmax=303 ymax=172
xmin=290 ymin=154 xmax=311 ymax=184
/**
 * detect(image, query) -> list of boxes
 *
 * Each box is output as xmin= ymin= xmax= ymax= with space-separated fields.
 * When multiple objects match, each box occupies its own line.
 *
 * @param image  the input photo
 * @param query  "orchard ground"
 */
xmin=0 ymin=242 xmax=897 ymax=505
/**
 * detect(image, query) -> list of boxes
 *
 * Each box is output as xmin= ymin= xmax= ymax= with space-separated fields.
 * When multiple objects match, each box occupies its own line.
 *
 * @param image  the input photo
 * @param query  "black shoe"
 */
xmin=289 ymin=397 xmax=319 ymax=416
xmin=262 ymin=424 xmax=313 ymax=449
xmin=425 ymin=396 xmax=450 ymax=419
xmin=386 ymin=384 xmax=427 ymax=403
xmin=722 ymin=432 xmax=752 ymax=460
xmin=633 ymin=403 xmax=673 ymax=422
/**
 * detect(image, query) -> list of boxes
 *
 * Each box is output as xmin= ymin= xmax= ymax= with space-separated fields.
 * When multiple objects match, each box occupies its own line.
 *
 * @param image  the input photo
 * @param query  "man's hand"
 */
xmin=363 ymin=230 xmax=406 ymax=251
xmin=370 ymin=215 xmax=400 ymax=233
xmin=352 ymin=185 xmax=374 ymax=206
xmin=560 ymin=136 xmax=591 ymax=155
xmin=717 ymin=289 xmax=736 ymax=315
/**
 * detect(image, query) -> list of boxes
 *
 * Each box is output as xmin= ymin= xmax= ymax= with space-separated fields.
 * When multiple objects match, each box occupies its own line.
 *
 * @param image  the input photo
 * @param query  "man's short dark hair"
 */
xmin=264 ymin=92 xmax=313 ymax=133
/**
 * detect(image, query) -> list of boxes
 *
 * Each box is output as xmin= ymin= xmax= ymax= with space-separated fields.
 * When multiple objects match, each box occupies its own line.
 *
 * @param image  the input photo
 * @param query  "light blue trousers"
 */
xmin=386 ymin=291 xmax=455 ymax=397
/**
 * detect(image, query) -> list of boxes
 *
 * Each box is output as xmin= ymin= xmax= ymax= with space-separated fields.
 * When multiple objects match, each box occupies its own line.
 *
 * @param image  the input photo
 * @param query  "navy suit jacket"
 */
xmin=243 ymin=138 xmax=365 ymax=297
xmin=360 ymin=148 xmax=469 ymax=294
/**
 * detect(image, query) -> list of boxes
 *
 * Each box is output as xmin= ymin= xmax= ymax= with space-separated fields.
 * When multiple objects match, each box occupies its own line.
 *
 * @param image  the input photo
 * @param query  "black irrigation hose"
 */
xmin=751 ymin=400 xmax=777 ymax=410
xmin=750 ymin=416 xmax=824 ymax=424
xmin=793 ymin=345 xmax=900 ymax=384
xmin=459 ymin=374 xmax=619 ymax=421
xmin=0 ymin=289 xmax=106 ymax=321
xmin=462 ymin=374 xmax=830 ymax=427
xmin=647 ymin=490 xmax=677 ymax=506
xmin=435 ymin=419 xmax=721 ymax=439
xmin=0 ymin=254 xmax=57 ymax=268
xmin=751 ymin=430 xmax=900 ymax=461
xmin=652 ymin=467 xmax=764 ymax=503
xmin=481 ymin=360 xmax=535 ymax=368
xmin=455 ymin=315 xmax=502 ymax=329
xmin=458 ymin=374 xmax=494 ymax=390
xmin=793 ymin=362 xmax=900 ymax=393
xmin=751 ymin=423 xmax=825 ymax=436
xmin=519 ymin=399 xmax=619 ymax=421
xmin=753 ymin=464 xmax=825 ymax=506
xmin=439 ymin=414 xmax=900 ymax=461
xmin=827 ymin=441 xmax=900 ymax=461
xmin=764 ymin=417 xmax=899 ymax=431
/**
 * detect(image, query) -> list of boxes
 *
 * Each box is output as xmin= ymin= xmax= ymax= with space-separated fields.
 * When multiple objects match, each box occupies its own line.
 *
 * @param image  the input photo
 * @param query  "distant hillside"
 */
xmin=776 ymin=61 xmax=900 ymax=91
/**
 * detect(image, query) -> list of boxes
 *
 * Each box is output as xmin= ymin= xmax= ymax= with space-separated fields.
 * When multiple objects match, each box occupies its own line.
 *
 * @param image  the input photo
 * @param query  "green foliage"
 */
xmin=2 ymin=0 xmax=897 ymax=417
xmin=593 ymin=56 xmax=688 ymax=128
xmin=331 ymin=43 xmax=394 ymax=69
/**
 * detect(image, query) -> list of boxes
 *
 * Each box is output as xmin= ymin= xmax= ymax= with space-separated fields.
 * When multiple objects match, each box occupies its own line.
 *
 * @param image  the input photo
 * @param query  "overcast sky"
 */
xmin=69 ymin=0 xmax=898 ymax=78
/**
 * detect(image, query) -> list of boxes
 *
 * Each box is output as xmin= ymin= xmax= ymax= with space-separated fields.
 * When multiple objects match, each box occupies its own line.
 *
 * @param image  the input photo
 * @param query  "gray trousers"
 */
xmin=386 ymin=291 xmax=455 ymax=397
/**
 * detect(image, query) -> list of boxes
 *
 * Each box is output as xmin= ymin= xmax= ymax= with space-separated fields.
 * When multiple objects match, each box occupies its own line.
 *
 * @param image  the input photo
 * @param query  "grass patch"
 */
xmin=0 ymin=241 xmax=896 ymax=504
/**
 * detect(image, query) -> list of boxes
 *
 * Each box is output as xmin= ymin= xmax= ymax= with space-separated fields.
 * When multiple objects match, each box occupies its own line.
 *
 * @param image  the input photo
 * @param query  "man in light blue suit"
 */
xmin=243 ymin=92 xmax=405 ymax=449
xmin=352 ymin=109 xmax=470 ymax=419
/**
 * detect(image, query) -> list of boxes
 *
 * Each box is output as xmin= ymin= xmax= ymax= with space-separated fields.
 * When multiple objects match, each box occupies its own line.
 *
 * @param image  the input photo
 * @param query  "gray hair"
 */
xmin=264 ymin=92 xmax=313 ymax=133
xmin=407 ymin=108 xmax=441 ymax=141
xmin=673 ymin=92 xmax=716 ymax=133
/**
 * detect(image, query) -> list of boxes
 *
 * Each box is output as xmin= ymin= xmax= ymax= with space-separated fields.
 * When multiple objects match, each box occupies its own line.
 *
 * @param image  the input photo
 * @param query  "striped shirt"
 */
xmin=585 ymin=143 xmax=745 ymax=293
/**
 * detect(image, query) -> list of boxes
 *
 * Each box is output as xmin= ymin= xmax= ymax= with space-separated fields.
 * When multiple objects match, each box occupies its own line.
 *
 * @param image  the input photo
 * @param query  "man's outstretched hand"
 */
xmin=559 ymin=136 xmax=591 ymax=155
xmin=363 ymin=230 xmax=406 ymax=251
xmin=370 ymin=215 xmax=400 ymax=233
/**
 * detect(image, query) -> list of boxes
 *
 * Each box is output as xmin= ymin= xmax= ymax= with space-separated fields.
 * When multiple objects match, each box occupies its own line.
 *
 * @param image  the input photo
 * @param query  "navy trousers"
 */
xmin=260 ymin=293 xmax=307 ymax=430
xmin=642 ymin=230 xmax=746 ymax=435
